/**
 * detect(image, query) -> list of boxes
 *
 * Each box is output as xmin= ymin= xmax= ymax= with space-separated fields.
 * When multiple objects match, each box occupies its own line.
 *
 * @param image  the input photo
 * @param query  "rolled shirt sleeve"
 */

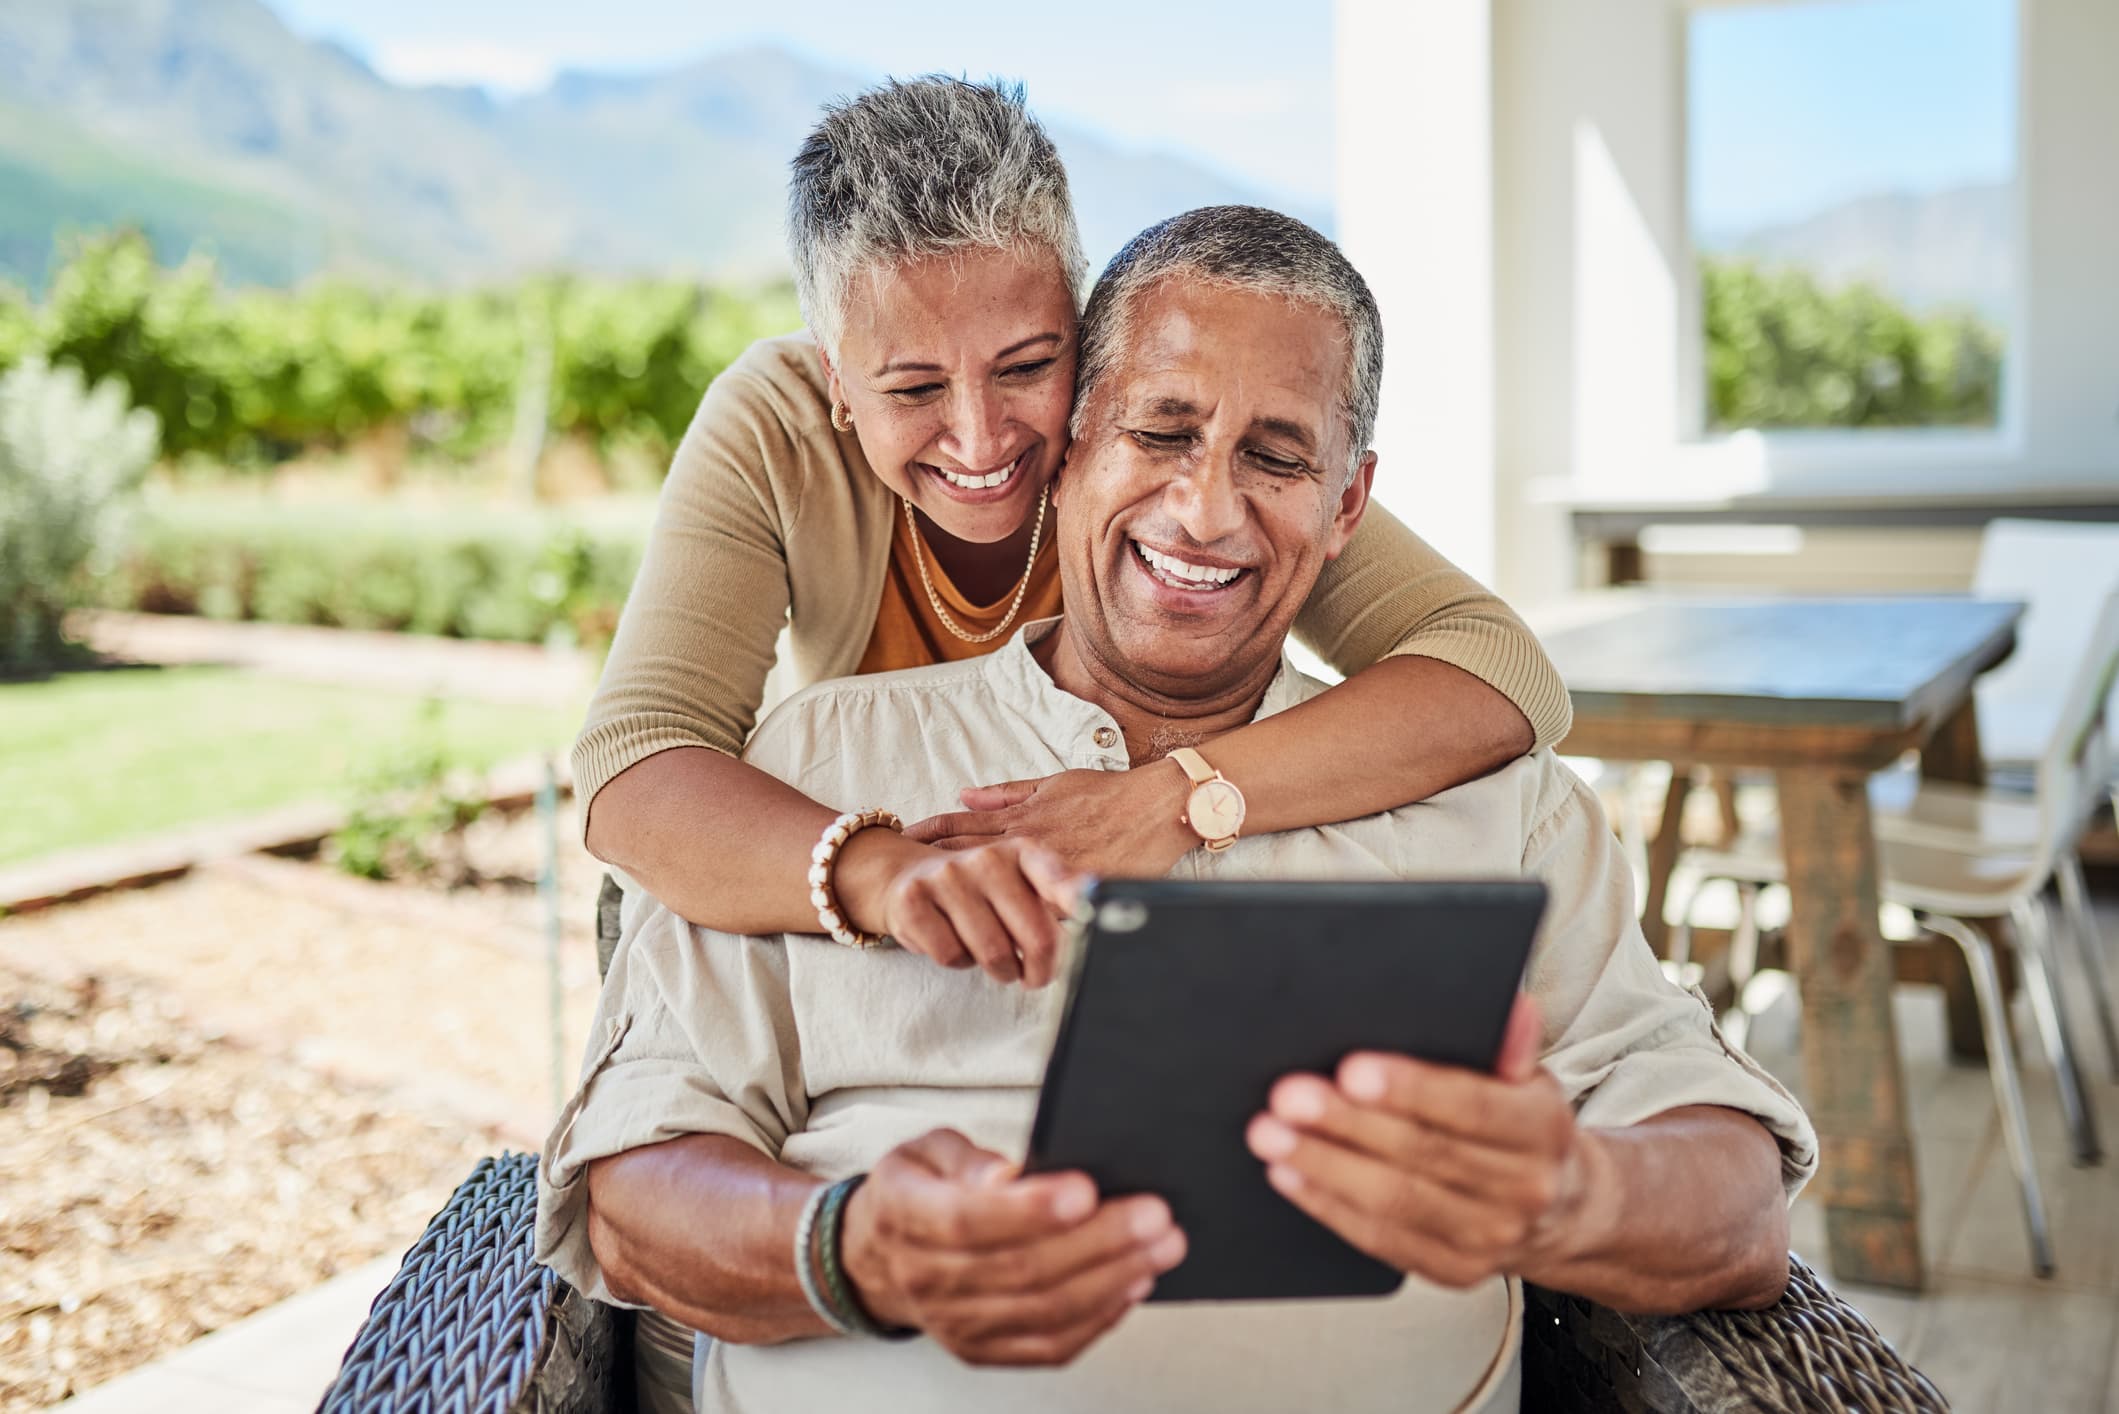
xmin=1518 ymin=766 xmax=1818 ymax=1199
xmin=534 ymin=904 xmax=808 ymax=1306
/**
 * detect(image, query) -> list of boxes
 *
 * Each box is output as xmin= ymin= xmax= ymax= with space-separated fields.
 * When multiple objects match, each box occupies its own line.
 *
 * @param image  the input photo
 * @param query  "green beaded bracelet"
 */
xmin=819 ymin=1175 xmax=916 ymax=1341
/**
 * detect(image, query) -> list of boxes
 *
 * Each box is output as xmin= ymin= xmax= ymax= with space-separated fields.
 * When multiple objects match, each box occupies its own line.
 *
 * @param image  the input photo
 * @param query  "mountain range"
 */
xmin=1700 ymin=182 xmax=2011 ymax=319
xmin=0 ymin=0 xmax=1326 ymax=291
xmin=1 ymin=0 xmax=2009 ymax=317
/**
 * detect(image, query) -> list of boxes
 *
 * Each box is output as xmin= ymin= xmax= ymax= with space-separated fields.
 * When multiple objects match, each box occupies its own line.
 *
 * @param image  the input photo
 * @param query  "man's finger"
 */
xmin=1245 ymin=1115 xmax=1524 ymax=1254
xmin=1262 ymin=1163 xmax=1495 ymax=1291
xmin=884 ymin=1160 xmax=1099 ymax=1252
xmin=960 ymin=778 xmax=1043 ymax=811
xmin=953 ymin=1284 xmax=1143 ymax=1368
xmin=1334 ymin=1050 xmax=1569 ymax=1155
xmin=1263 ymin=1074 xmax=1547 ymax=1201
xmin=917 ymin=1194 xmax=1179 ymax=1304
xmin=1494 ymin=993 xmax=1544 ymax=1083
xmin=895 ymin=1128 xmax=1016 ymax=1184
xmin=905 ymin=812 xmax=1004 ymax=845
xmin=954 ymin=1223 xmax=1181 ymax=1340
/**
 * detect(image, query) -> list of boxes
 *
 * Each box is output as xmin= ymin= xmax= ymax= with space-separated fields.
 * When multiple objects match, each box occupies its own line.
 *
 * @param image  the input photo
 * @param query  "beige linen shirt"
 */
xmin=537 ymin=621 xmax=1816 ymax=1414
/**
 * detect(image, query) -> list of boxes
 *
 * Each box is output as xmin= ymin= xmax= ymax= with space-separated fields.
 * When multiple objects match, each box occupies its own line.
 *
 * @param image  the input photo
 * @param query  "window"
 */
xmin=1687 ymin=0 xmax=2017 ymax=435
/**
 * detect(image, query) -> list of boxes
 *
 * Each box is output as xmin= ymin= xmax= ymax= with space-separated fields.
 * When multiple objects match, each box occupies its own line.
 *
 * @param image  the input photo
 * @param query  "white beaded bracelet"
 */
xmin=808 ymin=807 xmax=904 ymax=949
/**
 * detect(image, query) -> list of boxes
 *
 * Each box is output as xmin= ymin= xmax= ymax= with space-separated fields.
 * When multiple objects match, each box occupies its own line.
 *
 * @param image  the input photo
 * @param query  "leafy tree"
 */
xmin=1702 ymin=258 xmax=2002 ymax=431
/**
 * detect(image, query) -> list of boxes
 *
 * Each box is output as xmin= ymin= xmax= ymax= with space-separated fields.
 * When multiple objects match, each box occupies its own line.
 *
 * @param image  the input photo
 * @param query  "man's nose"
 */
xmin=1164 ymin=462 xmax=1247 ymax=547
xmin=939 ymin=384 xmax=1013 ymax=470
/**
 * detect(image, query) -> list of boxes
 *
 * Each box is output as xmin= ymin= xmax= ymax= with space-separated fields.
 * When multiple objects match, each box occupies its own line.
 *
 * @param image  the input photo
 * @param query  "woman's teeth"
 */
xmin=1136 ymin=541 xmax=1244 ymax=590
xmin=934 ymin=454 xmax=1023 ymax=490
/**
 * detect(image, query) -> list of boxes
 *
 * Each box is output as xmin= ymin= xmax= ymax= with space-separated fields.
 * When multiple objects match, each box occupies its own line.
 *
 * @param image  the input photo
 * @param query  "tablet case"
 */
xmin=1026 ymin=878 xmax=1548 ymax=1302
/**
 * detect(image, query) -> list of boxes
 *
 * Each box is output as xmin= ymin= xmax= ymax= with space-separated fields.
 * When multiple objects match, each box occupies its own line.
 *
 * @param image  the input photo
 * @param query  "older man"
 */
xmin=536 ymin=206 xmax=1816 ymax=1414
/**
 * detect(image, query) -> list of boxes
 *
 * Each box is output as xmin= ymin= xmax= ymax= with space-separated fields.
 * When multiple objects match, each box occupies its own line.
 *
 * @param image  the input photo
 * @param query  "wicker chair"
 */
xmin=319 ymin=877 xmax=1950 ymax=1413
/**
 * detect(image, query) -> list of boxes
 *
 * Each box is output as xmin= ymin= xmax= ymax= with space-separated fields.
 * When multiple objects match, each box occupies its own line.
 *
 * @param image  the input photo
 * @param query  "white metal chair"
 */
xmin=1668 ymin=588 xmax=2119 ymax=1279
xmin=1967 ymin=518 xmax=2119 ymax=772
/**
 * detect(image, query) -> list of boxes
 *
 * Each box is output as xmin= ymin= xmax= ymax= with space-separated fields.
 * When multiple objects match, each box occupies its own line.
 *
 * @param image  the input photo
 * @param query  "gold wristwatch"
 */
xmin=1170 ymin=746 xmax=1246 ymax=853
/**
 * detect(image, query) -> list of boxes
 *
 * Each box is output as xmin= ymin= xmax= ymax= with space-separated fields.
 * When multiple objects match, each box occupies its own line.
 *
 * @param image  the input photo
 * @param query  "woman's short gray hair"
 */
xmin=787 ymin=76 xmax=1089 ymax=355
xmin=1073 ymin=206 xmax=1383 ymax=477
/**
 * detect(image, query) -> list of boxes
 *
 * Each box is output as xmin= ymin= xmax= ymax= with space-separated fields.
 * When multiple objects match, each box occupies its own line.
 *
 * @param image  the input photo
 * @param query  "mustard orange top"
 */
xmin=856 ymin=510 xmax=1064 ymax=675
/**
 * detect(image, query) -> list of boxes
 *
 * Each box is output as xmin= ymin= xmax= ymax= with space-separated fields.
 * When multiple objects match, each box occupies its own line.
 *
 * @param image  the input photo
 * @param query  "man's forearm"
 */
xmin=1523 ymin=1107 xmax=1790 ymax=1314
xmin=585 ymin=1134 xmax=831 ymax=1344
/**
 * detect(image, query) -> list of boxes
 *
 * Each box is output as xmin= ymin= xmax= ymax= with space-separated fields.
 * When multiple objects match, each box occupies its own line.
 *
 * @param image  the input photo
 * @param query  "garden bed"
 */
xmin=0 ymin=802 xmax=607 ymax=1410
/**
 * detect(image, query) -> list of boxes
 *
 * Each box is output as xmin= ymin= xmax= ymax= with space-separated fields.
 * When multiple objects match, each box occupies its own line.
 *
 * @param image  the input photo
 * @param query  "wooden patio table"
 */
xmin=1539 ymin=594 xmax=2024 ymax=1293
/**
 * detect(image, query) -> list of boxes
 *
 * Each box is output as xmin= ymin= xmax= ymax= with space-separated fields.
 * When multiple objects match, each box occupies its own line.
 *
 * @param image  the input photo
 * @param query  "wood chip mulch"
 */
xmin=0 ymin=963 xmax=502 ymax=1411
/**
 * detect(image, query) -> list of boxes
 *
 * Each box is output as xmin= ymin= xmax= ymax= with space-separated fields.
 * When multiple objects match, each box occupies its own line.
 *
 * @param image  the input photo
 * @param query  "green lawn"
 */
xmin=0 ymin=667 xmax=584 ymax=867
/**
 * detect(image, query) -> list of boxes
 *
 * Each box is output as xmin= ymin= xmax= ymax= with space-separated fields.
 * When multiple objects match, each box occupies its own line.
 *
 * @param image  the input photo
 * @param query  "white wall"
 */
xmin=1333 ymin=0 xmax=1499 ymax=585
xmin=1335 ymin=0 xmax=2119 ymax=607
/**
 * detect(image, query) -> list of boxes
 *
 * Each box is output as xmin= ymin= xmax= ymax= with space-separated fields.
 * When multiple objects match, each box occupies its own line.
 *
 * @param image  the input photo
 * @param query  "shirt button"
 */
xmin=1093 ymin=727 xmax=1118 ymax=749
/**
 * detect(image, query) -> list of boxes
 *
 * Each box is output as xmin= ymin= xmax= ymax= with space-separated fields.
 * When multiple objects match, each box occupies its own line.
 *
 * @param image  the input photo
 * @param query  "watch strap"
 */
xmin=1169 ymin=746 xmax=1218 ymax=786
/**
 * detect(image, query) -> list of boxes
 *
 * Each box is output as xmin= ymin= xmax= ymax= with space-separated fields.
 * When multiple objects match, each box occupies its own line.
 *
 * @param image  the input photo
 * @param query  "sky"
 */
xmin=269 ymin=0 xmax=1340 ymax=206
xmin=271 ymin=0 xmax=2017 ymax=234
xmin=1690 ymin=0 xmax=2017 ymax=233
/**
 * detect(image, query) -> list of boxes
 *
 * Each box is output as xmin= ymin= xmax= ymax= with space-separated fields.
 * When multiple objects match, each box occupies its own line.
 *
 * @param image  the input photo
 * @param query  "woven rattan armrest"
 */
xmin=319 ymin=1152 xmax=626 ymax=1413
xmin=1522 ymin=1258 xmax=1947 ymax=1412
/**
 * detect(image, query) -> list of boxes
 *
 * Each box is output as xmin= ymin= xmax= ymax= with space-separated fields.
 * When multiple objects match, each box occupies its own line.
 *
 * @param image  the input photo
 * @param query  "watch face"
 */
xmin=1189 ymin=779 xmax=1245 ymax=841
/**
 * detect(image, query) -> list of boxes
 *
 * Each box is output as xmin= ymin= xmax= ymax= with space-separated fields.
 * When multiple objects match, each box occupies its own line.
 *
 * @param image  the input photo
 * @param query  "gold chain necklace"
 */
xmin=902 ymin=484 xmax=1050 ymax=645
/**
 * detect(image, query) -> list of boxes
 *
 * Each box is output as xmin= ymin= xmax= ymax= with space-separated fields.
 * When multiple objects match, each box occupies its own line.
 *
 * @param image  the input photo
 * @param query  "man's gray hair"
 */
xmin=1072 ymin=206 xmax=1383 ymax=476
xmin=787 ymin=76 xmax=1089 ymax=355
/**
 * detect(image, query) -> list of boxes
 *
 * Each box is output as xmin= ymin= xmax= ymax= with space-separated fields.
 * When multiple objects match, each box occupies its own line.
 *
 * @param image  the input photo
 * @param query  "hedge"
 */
xmin=92 ymin=496 xmax=651 ymax=647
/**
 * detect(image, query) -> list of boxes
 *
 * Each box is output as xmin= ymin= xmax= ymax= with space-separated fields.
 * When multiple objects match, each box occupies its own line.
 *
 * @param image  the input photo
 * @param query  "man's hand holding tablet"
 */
xmin=1246 ymin=993 xmax=1595 ymax=1292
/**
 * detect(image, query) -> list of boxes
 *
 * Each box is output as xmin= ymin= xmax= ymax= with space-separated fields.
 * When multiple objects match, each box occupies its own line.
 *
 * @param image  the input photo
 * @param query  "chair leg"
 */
xmin=1664 ymin=865 xmax=1718 ymax=971
xmin=1721 ymin=883 xmax=1765 ymax=1051
xmin=1923 ymin=914 xmax=2055 ymax=1278
xmin=2055 ymin=852 xmax=2119 ymax=1082
xmin=2011 ymin=896 xmax=2103 ymax=1166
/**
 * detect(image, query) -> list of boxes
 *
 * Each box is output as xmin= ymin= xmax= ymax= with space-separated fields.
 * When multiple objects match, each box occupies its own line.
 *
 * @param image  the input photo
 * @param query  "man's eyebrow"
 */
xmin=1253 ymin=416 xmax=1319 ymax=452
xmin=1137 ymin=395 xmax=1203 ymax=419
xmin=872 ymin=331 xmax=1064 ymax=378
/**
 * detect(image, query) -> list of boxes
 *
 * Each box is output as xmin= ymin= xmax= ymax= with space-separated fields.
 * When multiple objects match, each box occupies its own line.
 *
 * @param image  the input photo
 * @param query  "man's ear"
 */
xmin=1323 ymin=451 xmax=1378 ymax=560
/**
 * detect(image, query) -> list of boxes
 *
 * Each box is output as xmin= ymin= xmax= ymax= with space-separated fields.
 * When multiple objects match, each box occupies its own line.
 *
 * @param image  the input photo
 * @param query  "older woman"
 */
xmin=574 ymin=76 xmax=1572 ymax=981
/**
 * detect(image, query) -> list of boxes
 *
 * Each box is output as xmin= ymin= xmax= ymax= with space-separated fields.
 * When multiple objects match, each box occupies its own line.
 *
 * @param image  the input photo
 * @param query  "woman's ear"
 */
xmin=816 ymin=346 xmax=844 ymax=406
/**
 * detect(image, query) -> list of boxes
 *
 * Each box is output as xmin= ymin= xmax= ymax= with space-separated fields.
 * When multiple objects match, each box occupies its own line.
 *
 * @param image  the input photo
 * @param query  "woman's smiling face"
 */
xmin=822 ymin=247 xmax=1079 ymax=546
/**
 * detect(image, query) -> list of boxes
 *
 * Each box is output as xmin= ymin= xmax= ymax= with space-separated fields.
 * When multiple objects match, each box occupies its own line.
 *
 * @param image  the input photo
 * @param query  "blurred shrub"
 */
xmin=1703 ymin=258 xmax=2003 ymax=431
xmin=328 ymin=701 xmax=488 ymax=885
xmin=0 ymin=357 xmax=160 ymax=668
xmin=94 ymin=498 xmax=647 ymax=646
xmin=0 ymin=286 xmax=35 ymax=374
xmin=14 ymin=230 xmax=799 ymax=469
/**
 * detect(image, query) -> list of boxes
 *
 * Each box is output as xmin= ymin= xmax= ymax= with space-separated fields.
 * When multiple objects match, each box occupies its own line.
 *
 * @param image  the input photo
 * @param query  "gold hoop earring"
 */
xmin=831 ymin=401 xmax=855 ymax=433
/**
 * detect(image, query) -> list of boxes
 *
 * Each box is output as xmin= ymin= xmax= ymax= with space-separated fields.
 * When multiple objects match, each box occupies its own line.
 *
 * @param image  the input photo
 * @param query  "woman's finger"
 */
xmin=930 ymin=873 xmax=1022 ymax=984
xmin=888 ymin=888 xmax=975 ymax=970
xmin=1017 ymin=843 xmax=1087 ymax=918
xmin=978 ymin=856 xmax=1064 ymax=988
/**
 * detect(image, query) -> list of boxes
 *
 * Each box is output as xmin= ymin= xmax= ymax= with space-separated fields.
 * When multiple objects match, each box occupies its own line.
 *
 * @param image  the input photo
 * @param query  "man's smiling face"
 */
xmin=1054 ymin=276 xmax=1375 ymax=706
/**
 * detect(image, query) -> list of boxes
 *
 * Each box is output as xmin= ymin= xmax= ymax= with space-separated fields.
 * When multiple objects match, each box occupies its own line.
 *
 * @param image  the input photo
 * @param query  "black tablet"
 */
xmin=1025 ymin=877 xmax=1548 ymax=1302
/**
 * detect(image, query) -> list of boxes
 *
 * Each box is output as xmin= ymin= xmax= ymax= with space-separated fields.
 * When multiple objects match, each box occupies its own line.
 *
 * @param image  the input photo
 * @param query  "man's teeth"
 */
xmin=1136 ymin=542 xmax=1243 ymax=589
xmin=935 ymin=455 xmax=1022 ymax=490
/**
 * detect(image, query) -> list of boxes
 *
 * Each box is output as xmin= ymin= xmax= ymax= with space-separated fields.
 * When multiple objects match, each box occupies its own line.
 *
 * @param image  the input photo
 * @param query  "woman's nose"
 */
xmin=941 ymin=385 xmax=1012 ymax=470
